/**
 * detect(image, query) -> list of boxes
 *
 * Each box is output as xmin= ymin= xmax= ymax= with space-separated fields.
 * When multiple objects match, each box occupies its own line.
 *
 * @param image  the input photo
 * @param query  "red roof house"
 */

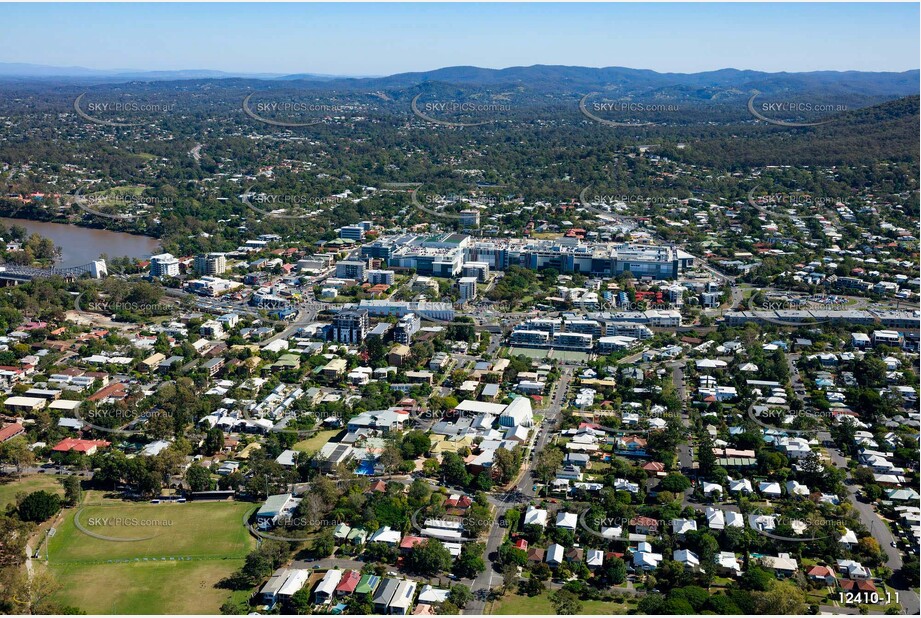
xmin=335 ymin=570 xmax=361 ymax=596
xmin=630 ymin=516 xmax=660 ymax=533
xmin=399 ymin=536 xmax=426 ymax=553
xmin=52 ymin=438 xmax=110 ymax=455
xmin=87 ymin=382 xmax=126 ymax=403
xmin=840 ymin=579 xmax=876 ymax=593
xmin=807 ymin=565 xmax=837 ymax=584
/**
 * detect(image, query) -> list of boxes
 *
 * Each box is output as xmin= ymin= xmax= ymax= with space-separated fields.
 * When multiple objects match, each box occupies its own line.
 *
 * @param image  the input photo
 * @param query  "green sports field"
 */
xmin=46 ymin=501 xmax=256 ymax=614
xmin=47 ymin=560 xmax=249 ymax=614
xmin=48 ymin=501 xmax=254 ymax=563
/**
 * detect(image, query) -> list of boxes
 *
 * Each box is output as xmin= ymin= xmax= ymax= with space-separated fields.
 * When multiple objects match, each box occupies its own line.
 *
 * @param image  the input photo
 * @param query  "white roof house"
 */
xmin=586 ymin=548 xmax=604 ymax=567
xmin=673 ymin=549 xmax=700 ymax=569
xmin=633 ymin=549 xmax=663 ymax=570
xmin=777 ymin=436 xmax=812 ymax=458
xmin=701 ymin=481 xmax=723 ymax=496
xmin=748 ymin=514 xmax=777 ymax=532
xmin=417 ymin=585 xmax=450 ymax=605
xmin=839 ymin=528 xmax=859 ymax=546
xmin=275 ymin=449 xmax=298 ymax=467
xmin=725 ymin=511 xmax=745 ymax=528
xmin=705 ymin=507 xmax=725 ymax=530
xmin=524 ymin=505 xmax=548 ymax=528
xmin=505 ymin=425 xmax=530 ymax=442
xmin=388 ymin=580 xmax=417 ymax=614
xmin=556 ymin=512 xmax=578 ymax=530
xmin=3 ymin=396 xmax=47 ymax=411
xmin=728 ymin=478 xmax=753 ymax=494
xmin=790 ymin=519 xmax=809 ymax=536
xmin=716 ymin=551 xmax=742 ymax=576
xmin=785 ymin=480 xmax=810 ymax=496
xmin=369 ymin=525 xmax=402 ymax=545
xmin=672 ymin=518 xmax=698 ymax=536
xmin=57 ymin=417 xmax=83 ymax=430
xmin=140 ymin=440 xmax=171 ymax=457
xmin=601 ymin=526 xmax=623 ymax=539
xmin=760 ymin=553 xmax=799 ymax=574
xmin=49 ymin=399 xmax=81 ymax=412
xmin=454 ymin=400 xmax=507 ymax=415
xmin=758 ymin=481 xmax=782 ymax=497
xmin=277 ymin=569 xmax=311 ymax=598
xmin=837 ymin=559 xmax=871 ymax=579
xmin=613 ymin=478 xmax=640 ymax=493
xmin=313 ymin=570 xmax=343 ymax=603
xmin=546 ymin=543 xmax=564 ymax=565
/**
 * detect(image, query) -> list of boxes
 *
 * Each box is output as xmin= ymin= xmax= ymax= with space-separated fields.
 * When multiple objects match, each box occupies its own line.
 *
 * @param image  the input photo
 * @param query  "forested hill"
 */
xmin=661 ymin=95 xmax=920 ymax=168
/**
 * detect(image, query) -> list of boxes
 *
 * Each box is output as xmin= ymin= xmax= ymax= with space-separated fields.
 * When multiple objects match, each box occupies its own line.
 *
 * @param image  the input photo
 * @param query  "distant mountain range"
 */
xmin=1 ymin=62 xmax=917 ymax=101
xmin=314 ymin=64 xmax=920 ymax=91
xmin=0 ymin=62 xmax=342 ymax=81
xmin=304 ymin=66 xmax=920 ymax=107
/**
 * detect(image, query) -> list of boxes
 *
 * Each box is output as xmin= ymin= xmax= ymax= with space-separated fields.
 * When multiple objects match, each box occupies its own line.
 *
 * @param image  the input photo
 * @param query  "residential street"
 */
xmin=827 ymin=448 xmax=919 ymax=615
xmin=668 ymin=361 xmax=695 ymax=473
xmin=465 ymin=367 xmax=572 ymax=613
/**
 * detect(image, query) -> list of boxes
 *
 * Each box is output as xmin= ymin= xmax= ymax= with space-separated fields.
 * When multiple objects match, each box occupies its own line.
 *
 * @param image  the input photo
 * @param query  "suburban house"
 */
xmin=546 ymin=543 xmax=564 ymax=566
xmin=524 ymin=505 xmax=548 ymax=528
xmin=807 ymin=565 xmax=838 ymax=585
xmin=759 ymin=553 xmax=799 ymax=577
xmin=715 ymin=551 xmax=742 ymax=577
xmin=335 ymin=570 xmax=361 ymax=597
xmin=313 ymin=570 xmax=343 ymax=604
xmin=388 ymin=580 xmax=417 ymax=615
xmin=372 ymin=578 xmax=402 ymax=614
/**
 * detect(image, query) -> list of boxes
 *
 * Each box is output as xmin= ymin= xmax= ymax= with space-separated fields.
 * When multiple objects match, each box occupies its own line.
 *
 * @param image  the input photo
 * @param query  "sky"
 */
xmin=1 ymin=3 xmax=918 ymax=75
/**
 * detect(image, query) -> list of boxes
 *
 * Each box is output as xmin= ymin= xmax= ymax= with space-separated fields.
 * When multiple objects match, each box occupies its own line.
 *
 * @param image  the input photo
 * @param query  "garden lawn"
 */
xmin=293 ymin=429 xmax=340 ymax=453
xmin=491 ymin=593 xmax=628 ymax=615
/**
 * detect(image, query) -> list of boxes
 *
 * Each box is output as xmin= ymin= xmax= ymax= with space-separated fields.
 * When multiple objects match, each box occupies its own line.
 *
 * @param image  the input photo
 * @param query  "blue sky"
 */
xmin=1 ymin=3 xmax=918 ymax=75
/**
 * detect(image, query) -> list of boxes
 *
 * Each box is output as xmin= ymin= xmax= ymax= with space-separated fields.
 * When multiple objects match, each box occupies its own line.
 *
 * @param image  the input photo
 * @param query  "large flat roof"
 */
xmin=455 ymin=400 xmax=506 ymax=415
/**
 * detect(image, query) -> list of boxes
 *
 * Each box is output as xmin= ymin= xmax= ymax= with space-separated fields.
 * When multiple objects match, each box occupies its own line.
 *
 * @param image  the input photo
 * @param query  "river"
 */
xmin=0 ymin=218 xmax=161 ymax=268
